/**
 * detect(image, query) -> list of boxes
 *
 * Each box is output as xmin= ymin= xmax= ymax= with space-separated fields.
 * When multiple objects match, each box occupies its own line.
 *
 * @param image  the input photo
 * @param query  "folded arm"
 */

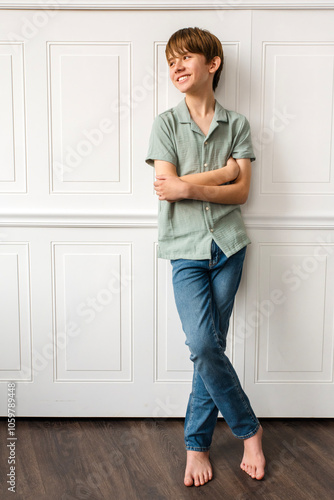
xmin=154 ymin=157 xmax=239 ymax=186
xmin=154 ymin=158 xmax=251 ymax=204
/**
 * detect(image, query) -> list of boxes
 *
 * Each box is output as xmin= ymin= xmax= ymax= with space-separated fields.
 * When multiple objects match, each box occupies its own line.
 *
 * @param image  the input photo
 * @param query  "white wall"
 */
xmin=0 ymin=2 xmax=333 ymax=416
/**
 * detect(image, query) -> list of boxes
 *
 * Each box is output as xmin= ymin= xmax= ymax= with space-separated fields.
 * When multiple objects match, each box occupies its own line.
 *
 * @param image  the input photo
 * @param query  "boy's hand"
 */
xmin=154 ymin=175 xmax=188 ymax=202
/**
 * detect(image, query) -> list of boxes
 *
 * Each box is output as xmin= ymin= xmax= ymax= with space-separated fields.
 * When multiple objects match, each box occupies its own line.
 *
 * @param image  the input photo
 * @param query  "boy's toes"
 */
xmin=194 ymin=475 xmax=201 ymax=487
xmin=184 ymin=474 xmax=193 ymax=486
xmin=256 ymin=466 xmax=265 ymax=480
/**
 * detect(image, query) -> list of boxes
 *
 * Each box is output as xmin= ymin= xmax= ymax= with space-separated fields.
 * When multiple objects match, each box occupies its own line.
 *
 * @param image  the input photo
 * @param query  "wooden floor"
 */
xmin=1 ymin=417 xmax=334 ymax=500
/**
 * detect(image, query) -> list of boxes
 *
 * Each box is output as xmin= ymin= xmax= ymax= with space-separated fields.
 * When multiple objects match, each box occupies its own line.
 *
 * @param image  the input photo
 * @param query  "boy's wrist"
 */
xmin=186 ymin=182 xmax=201 ymax=201
xmin=182 ymin=181 xmax=191 ymax=199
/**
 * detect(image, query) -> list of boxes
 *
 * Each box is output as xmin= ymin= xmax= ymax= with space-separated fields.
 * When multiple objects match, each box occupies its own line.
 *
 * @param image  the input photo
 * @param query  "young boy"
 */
xmin=145 ymin=27 xmax=265 ymax=487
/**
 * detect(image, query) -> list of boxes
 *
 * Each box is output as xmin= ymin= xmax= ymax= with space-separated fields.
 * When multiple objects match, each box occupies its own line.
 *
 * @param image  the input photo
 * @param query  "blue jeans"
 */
xmin=171 ymin=240 xmax=260 ymax=451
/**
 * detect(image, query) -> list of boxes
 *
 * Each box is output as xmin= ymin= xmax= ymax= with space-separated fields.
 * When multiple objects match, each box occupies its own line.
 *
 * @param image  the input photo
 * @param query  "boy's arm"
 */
xmin=186 ymin=158 xmax=251 ymax=204
xmin=155 ymin=158 xmax=251 ymax=204
xmin=154 ymin=158 xmax=240 ymax=186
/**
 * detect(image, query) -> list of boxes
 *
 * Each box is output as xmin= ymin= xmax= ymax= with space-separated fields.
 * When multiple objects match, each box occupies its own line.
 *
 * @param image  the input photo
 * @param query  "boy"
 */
xmin=145 ymin=27 xmax=265 ymax=487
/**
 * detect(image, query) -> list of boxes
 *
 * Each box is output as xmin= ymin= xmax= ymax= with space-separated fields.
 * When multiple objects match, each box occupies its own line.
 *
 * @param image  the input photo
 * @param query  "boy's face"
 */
xmin=167 ymin=51 xmax=217 ymax=94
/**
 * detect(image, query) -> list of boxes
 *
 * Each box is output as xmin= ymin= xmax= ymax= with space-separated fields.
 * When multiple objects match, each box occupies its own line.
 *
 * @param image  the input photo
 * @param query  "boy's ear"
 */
xmin=208 ymin=56 xmax=221 ymax=74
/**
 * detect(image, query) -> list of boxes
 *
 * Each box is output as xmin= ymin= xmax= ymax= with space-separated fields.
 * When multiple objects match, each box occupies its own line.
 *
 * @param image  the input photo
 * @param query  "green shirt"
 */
xmin=145 ymin=98 xmax=256 ymax=260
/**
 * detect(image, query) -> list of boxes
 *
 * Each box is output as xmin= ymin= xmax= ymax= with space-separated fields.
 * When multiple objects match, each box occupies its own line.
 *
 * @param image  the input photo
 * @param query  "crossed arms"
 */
xmin=153 ymin=157 xmax=252 ymax=205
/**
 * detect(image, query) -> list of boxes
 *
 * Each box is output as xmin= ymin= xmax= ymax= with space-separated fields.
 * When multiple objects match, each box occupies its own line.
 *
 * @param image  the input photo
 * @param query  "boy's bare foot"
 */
xmin=184 ymin=450 xmax=213 ymax=487
xmin=226 ymin=156 xmax=240 ymax=181
xmin=240 ymin=425 xmax=266 ymax=480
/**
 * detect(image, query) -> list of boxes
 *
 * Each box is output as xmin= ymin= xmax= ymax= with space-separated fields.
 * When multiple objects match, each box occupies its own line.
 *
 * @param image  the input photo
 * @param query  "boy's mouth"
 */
xmin=177 ymin=74 xmax=190 ymax=82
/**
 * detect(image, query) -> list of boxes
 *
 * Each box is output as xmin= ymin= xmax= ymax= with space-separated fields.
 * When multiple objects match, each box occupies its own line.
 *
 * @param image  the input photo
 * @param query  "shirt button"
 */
xmin=205 ymin=206 xmax=210 ymax=211
xmin=204 ymin=141 xmax=208 ymax=145
xmin=210 ymin=228 xmax=214 ymax=232
xmin=204 ymin=163 xmax=208 ymax=167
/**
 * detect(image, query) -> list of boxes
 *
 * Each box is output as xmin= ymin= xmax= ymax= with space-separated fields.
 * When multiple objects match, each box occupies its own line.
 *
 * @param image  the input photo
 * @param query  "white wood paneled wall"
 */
xmin=0 ymin=3 xmax=333 ymax=416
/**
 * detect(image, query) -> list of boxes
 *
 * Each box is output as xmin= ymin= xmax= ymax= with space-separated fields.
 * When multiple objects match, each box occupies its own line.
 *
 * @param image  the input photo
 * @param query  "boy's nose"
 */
xmin=174 ymin=60 xmax=185 ymax=72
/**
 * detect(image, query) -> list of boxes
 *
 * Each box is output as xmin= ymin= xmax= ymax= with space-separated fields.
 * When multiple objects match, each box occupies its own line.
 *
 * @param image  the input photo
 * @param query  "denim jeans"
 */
xmin=171 ymin=240 xmax=260 ymax=451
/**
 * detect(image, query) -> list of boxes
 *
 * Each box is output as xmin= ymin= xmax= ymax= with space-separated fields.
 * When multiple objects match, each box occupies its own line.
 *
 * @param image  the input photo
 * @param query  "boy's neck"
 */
xmin=185 ymin=92 xmax=216 ymax=119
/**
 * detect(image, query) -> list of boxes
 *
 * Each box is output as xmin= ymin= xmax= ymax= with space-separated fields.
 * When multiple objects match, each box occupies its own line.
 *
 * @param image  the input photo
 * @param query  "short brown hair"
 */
xmin=165 ymin=27 xmax=223 ymax=91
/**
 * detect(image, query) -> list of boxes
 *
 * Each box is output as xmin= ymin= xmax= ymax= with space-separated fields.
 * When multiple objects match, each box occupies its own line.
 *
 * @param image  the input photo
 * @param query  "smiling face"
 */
xmin=165 ymin=28 xmax=224 ymax=91
xmin=168 ymin=51 xmax=219 ymax=95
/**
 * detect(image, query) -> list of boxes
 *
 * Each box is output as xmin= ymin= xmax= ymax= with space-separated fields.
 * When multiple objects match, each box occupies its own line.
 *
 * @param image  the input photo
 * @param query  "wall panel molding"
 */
xmin=0 ymin=6 xmax=333 ymax=417
xmin=52 ymin=242 xmax=133 ymax=381
xmin=154 ymin=241 xmax=237 ymax=382
xmin=0 ymin=212 xmax=158 ymax=227
xmin=253 ymin=242 xmax=334 ymax=383
xmin=0 ymin=42 xmax=27 ymax=193
xmin=0 ymin=243 xmax=32 ymax=381
xmin=1 ymin=1 xmax=334 ymax=10
xmin=154 ymin=242 xmax=192 ymax=382
xmin=48 ymin=42 xmax=131 ymax=194
xmin=1 ymin=212 xmax=334 ymax=228
xmin=260 ymin=43 xmax=334 ymax=196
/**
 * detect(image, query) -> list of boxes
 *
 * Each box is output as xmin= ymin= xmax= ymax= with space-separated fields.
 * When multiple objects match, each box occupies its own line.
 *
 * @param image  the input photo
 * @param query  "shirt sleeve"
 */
xmin=231 ymin=115 xmax=256 ymax=162
xmin=145 ymin=114 xmax=178 ymax=167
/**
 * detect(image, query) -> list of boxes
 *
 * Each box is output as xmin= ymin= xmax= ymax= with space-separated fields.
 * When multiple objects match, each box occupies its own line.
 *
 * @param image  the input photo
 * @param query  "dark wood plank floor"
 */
xmin=1 ymin=418 xmax=334 ymax=500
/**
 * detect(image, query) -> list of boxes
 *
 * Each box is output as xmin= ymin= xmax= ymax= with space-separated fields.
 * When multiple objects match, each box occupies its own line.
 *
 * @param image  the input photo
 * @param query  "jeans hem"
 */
xmin=232 ymin=422 xmax=260 ymax=440
xmin=185 ymin=446 xmax=211 ymax=452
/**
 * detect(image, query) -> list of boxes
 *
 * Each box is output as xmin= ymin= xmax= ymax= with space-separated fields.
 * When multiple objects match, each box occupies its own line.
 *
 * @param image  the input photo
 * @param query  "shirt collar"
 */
xmin=175 ymin=97 xmax=228 ymax=124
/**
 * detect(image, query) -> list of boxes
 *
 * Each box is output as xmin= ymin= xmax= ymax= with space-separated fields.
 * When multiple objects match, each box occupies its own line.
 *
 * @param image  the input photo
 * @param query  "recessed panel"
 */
xmin=0 ymin=244 xmax=31 ymax=380
xmin=155 ymin=246 xmax=233 ymax=381
xmin=267 ymin=254 xmax=325 ymax=372
xmin=49 ymin=42 xmax=131 ymax=193
xmin=0 ymin=54 xmax=14 ymax=181
xmin=59 ymin=54 xmax=120 ymax=182
xmin=53 ymin=243 xmax=132 ymax=381
xmin=64 ymin=253 xmax=121 ymax=371
xmin=0 ymin=254 xmax=20 ymax=369
xmin=0 ymin=43 xmax=26 ymax=192
xmin=261 ymin=44 xmax=334 ymax=194
xmin=256 ymin=244 xmax=334 ymax=382
xmin=155 ymin=252 xmax=192 ymax=382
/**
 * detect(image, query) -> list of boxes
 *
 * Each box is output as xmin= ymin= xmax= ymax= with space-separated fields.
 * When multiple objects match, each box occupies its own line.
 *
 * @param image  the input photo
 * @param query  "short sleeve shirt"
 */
xmin=145 ymin=98 xmax=256 ymax=260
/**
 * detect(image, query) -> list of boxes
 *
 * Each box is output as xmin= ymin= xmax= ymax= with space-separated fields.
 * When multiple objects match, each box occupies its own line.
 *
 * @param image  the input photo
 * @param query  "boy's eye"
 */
xmin=168 ymin=54 xmax=191 ymax=67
